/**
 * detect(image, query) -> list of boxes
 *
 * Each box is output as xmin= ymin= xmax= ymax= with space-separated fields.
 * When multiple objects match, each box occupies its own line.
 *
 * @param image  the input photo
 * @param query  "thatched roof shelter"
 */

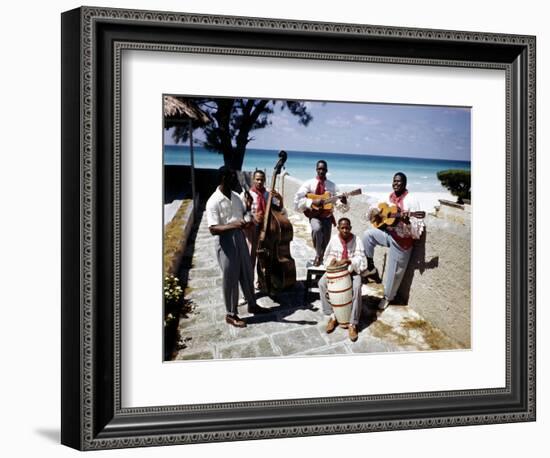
xmin=163 ymin=96 xmax=211 ymax=125
xmin=163 ymin=96 xmax=211 ymax=210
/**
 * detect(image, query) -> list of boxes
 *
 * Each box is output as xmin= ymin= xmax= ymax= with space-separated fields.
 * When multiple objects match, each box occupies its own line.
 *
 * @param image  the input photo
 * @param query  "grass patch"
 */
xmin=164 ymin=199 xmax=192 ymax=275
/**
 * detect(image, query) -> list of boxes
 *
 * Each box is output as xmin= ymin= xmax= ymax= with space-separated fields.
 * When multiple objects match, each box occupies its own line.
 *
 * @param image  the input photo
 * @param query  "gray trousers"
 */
xmin=215 ymin=229 xmax=257 ymax=315
xmin=243 ymin=223 xmax=260 ymax=280
xmin=362 ymin=228 xmax=412 ymax=301
xmin=318 ymin=273 xmax=362 ymax=325
xmin=310 ymin=217 xmax=332 ymax=258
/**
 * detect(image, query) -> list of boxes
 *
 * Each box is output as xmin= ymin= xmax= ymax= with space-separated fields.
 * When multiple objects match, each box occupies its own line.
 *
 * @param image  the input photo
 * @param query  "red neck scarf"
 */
xmin=389 ymin=190 xmax=408 ymax=211
xmin=315 ymin=176 xmax=326 ymax=195
xmin=339 ymin=234 xmax=353 ymax=260
xmin=251 ymin=185 xmax=266 ymax=216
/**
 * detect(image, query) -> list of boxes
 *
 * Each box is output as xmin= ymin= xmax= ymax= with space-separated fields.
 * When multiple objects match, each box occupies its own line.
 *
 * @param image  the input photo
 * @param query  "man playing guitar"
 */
xmin=362 ymin=172 xmax=425 ymax=310
xmin=293 ymin=160 xmax=349 ymax=266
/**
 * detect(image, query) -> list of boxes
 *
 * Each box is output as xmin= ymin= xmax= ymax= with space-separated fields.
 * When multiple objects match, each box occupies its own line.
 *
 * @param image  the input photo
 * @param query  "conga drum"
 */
xmin=326 ymin=264 xmax=353 ymax=325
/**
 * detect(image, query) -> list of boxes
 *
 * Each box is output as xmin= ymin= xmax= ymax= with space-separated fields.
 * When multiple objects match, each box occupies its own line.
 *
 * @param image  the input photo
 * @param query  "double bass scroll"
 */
xmin=257 ymin=151 xmax=297 ymax=294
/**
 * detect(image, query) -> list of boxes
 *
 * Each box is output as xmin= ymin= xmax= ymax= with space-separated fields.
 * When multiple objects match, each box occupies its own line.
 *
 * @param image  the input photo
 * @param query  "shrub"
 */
xmin=437 ymin=169 xmax=471 ymax=204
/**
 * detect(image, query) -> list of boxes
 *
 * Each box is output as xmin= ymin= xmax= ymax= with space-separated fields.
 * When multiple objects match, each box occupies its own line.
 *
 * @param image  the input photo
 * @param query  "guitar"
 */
xmin=370 ymin=202 xmax=426 ymax=229
xmin=304 ymin=188 xmax=362 ymax=218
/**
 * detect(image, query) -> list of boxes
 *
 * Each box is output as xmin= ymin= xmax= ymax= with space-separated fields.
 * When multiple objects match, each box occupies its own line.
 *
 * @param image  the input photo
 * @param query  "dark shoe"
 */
xmin=348 ymin=324 xmax=359 ymax=342
xmin=248 ymin=305 xmax=270 ymax=315
xmin=326 ymin=317 xmax=338 ymax=334
xmin=225 ymin=315 xmax=247 ymax=328
xmin=339 ymin=323 xmax=349 ymax=329
xmin=313 ymin=256 xmax=322 ymax=267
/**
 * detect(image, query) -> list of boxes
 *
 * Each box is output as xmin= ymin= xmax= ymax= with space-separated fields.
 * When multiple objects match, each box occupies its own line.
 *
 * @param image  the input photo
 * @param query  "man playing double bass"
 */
xmin=294 ymin=160 xmax=349 ymax=266
xmin=255 ymin=151 xmax=296 ymax=294
xmin=241 ymin=169 xmax=285 ymax=289
xmin=206 ymin=166 xmax=270 ymax=328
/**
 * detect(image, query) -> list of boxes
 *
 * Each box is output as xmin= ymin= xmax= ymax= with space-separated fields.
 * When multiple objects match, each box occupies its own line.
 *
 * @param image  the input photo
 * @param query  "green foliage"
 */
xmin=437 ymin=169 xmax=471 ymax=204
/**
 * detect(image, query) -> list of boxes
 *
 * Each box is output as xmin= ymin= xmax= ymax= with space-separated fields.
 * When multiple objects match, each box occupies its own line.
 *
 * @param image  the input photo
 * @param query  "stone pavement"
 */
xmin=172 ymin=205 xmax=462 ymax=361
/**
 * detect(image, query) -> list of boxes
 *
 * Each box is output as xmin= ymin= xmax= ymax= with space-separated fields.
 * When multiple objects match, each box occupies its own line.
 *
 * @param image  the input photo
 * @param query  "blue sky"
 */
xmin=164 ymin=100 xmax=471 ymax=161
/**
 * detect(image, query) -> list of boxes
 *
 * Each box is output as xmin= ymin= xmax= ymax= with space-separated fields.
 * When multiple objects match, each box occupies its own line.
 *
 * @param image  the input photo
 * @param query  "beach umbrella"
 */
xmin=163 ymin=96 xmax=211 ymax=210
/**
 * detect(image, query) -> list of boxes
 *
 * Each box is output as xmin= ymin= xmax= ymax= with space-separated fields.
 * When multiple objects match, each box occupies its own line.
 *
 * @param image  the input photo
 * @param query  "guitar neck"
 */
xmin=389 ymin=211 xmax=425 ymax=218
xmin=324 ymin=195 xmax=341 ymax=205
xmin=325 ymin=189 xmax=361 ymax=204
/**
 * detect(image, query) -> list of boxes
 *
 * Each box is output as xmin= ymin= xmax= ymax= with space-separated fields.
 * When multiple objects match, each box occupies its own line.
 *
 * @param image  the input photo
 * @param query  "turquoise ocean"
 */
xmin=164 ymin=146 xmax=470 ymax=194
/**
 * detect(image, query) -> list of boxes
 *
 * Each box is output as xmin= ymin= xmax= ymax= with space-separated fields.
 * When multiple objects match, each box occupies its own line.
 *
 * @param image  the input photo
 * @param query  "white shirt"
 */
xmin=323 ymin=234 xmax=367 ymax=274
xmin=293 ymin=178 xmax=349 ymax=213
xmin=206 ymin=187 xmax=247 ymax=227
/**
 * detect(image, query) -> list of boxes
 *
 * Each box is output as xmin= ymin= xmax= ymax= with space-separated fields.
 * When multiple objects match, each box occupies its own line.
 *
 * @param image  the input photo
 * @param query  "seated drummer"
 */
xmin=318 ymin=217 xmax=367 ymax=342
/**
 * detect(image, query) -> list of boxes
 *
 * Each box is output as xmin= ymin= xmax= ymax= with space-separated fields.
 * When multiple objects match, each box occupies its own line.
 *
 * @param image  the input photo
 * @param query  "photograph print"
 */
xmin=162 ymin=95 xmax=471 ymax=362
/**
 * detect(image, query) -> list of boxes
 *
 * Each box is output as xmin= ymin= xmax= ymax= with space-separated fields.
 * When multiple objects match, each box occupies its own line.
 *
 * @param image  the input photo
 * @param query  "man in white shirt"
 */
xmin=317 ymin=217 xmax=367 ymax=342
xmin=362 ymin=172 xmax=425 ymax=311
xmin=205 ymin=167 xmax=269 ymax=328
xmin=293 ymin=160 xmax=349 ymax=266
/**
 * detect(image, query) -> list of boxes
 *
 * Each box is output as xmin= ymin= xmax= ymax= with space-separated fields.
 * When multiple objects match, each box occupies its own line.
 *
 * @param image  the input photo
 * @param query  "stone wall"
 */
xmin=395 ymin=206 xmax=471 ymax=347
xmin=436 ymin=199 xmax=472 ymax=225
xmin=280 ymin=174 xmax=302 ymax=209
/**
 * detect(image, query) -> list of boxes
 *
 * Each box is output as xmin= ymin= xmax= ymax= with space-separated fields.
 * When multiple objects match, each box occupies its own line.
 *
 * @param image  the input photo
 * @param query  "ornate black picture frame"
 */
xmin=61 ymin=6 xmax=536 ymax=450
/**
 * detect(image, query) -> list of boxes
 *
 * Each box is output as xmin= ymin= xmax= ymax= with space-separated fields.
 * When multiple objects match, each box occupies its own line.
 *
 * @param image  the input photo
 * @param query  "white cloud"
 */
xmin=270 ymin=114 xmax=290 ymax=128
xmin=354 ymin=115 xmax=381 ymax=125
xmin=325 ymin=117 xmax=351 ymax=128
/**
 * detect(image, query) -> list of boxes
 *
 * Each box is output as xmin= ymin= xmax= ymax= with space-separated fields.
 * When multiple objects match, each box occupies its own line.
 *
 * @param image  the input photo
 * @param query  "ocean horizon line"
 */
xmin=165 ymin=144 xmax=471 ymax=164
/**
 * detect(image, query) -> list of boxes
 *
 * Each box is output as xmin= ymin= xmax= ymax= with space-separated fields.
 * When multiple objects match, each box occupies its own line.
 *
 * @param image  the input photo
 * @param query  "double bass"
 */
xmin=257 ymin=151 xmax=296 ymax=294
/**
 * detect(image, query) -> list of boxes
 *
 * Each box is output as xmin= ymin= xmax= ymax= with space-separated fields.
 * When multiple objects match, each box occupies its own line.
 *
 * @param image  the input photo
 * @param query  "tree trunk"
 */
xmin=222 ymin=147 xmax=245 ymax=170
xmin=232 ymin=145 xmax=246 ymax=171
